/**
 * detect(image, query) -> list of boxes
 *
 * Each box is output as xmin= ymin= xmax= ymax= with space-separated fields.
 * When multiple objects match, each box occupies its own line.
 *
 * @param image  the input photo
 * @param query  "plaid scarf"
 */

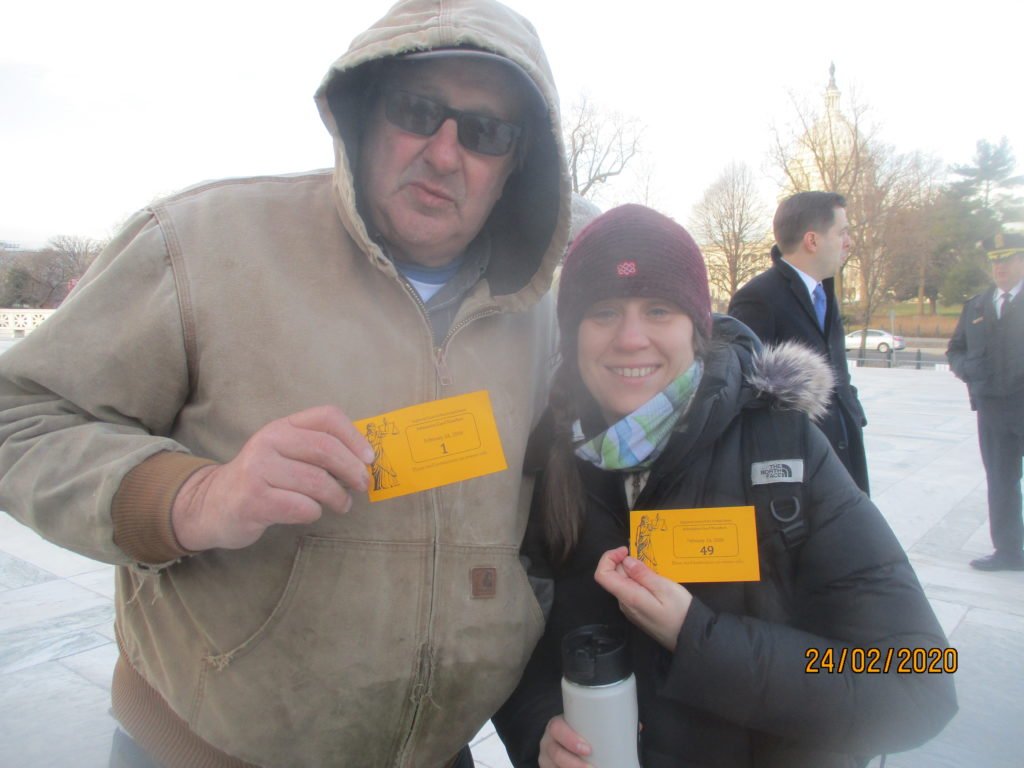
xmin=573 ymin=360 xmax=703 ymax=471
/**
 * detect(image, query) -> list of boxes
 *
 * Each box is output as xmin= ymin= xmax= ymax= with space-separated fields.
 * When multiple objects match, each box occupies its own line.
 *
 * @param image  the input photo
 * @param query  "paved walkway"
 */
xmin=1 ymin=365 xmax=1022 ymax=767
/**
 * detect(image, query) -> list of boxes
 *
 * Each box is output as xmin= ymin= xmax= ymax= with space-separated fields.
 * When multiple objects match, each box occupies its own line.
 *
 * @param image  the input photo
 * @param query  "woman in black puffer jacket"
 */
xmin=494 ymin=205 xmax=956 ymax=768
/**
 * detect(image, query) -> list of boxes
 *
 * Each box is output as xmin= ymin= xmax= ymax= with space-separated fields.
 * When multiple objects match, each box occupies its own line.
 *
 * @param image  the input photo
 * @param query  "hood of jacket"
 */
xmin=745 ymin=339 xmax=835 ymax=421
xmin=313 ymin=0 xmax=570 ymax=310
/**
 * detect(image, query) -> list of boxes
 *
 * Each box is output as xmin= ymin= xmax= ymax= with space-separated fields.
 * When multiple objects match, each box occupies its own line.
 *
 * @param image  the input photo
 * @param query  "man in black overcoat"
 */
xmin=948 ymin=233 xmax=1024 ymax=571
xmin=729 ymin=191 xmax=869 ymax=494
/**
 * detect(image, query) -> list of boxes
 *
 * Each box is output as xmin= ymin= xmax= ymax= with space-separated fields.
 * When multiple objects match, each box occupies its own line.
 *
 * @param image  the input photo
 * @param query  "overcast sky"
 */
xmin=4 ymin=0 xmax=1023 ymax=248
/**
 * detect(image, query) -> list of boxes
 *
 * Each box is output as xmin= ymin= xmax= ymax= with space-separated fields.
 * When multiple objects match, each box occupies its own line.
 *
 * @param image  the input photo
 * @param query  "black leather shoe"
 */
xmin=970 ymin=552 xmax=1024 ymax=571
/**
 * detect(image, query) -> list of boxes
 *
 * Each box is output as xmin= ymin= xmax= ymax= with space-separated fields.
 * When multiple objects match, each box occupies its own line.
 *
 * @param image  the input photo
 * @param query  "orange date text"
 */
xmin=803 ymin=647 xmax=957 ymax=674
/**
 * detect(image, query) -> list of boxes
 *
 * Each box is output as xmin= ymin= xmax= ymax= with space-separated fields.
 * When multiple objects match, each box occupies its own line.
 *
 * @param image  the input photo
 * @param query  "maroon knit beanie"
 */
xmin=557 ymin=204 xmax=712 ymax=339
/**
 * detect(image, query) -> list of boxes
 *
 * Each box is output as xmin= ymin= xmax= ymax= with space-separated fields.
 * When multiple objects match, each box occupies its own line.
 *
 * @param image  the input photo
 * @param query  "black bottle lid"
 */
xmin=561 ymin=624 xmax=631 ymax=686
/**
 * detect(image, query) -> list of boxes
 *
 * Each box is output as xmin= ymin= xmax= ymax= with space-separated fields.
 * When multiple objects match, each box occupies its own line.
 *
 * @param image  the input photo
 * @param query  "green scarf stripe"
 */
xmin=574 ymin=360 xmax=703 ymax=471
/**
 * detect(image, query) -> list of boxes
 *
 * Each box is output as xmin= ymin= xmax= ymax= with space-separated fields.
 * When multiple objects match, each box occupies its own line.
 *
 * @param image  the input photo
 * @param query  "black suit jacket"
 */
xmin=728 ymin=246 xmax=870 ymax=494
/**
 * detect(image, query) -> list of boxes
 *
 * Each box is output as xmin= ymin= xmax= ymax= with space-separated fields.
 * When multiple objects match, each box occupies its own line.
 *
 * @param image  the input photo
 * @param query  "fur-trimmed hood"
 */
xmin=746 ymin=341 xmax=836 ymax=423
xmin=632 ymin=319 xmax=838 ymax=473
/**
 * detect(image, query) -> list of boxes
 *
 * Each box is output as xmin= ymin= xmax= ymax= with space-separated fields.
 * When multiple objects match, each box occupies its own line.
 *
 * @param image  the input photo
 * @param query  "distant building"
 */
xmin=777 ymin=63 xmax=863 ymax=303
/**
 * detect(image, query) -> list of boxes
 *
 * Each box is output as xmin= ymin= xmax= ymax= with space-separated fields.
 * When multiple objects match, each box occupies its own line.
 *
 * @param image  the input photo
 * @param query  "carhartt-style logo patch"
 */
xmin=471 ymin=567 xmax=497 ymax=598
xmin=616 ymin=260 xmax=637 ymax=277
xmin=751 ymin=459 xmax=804 ymax=485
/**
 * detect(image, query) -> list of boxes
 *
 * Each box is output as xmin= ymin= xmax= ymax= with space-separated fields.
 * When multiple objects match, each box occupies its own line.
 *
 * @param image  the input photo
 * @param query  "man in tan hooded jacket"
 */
xmin=0 ymin=1 xmax=570 ymax=766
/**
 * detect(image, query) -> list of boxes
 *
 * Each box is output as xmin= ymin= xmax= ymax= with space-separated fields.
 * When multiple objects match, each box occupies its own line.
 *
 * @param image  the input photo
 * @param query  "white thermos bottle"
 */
xmin=560 ymin=624 xmax=642 ymax=768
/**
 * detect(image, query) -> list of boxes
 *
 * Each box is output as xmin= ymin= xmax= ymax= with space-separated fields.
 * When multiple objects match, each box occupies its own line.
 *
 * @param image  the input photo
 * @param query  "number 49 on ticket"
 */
xmin=629 ymin=506 xmax=761 ymax=583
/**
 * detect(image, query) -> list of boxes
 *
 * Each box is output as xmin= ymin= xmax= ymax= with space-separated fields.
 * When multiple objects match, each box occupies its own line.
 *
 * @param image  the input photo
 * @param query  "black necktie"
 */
xmin=1000 ymin=292 xmax=1012 ymax=320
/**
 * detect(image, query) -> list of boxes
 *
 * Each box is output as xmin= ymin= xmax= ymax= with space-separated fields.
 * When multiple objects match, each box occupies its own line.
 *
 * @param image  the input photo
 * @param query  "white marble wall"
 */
xmin=0 ymin=309 xmax=54 ymax=339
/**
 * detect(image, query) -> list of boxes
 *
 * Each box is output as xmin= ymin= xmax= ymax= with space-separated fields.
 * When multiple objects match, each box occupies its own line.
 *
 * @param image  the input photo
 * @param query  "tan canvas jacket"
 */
xmin=0 ymin=1 xmax=570 ymax=765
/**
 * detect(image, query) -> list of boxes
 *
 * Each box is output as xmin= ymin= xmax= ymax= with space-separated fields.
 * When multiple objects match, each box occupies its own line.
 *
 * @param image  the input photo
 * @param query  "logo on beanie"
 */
xmin=616 ymin=260 xmax=637 ymax=277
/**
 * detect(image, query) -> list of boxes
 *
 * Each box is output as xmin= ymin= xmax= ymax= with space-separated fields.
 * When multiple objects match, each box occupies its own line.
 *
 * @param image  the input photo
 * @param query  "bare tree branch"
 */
xmin=565 ymin=94 xmax=643 ymax=201
xmin=690 ymin=162 xmax=772 ymax=304
xmin=769 ymin=82 xmax=931 ymax=331
xmin=0 ymin=236 xmax=104 ymax=307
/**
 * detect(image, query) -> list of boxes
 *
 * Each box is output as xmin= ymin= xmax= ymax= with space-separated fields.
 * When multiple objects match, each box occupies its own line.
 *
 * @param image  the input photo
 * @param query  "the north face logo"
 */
xmin=751 ymin=459 xmax=804 ymax=485
xmin=616 ymin=260 xmax=637 ymax=277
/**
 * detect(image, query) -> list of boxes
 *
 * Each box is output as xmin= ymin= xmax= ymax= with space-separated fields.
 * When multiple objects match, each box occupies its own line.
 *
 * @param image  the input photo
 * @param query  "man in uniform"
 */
xmin=948 ymin=233 xmax=1024 ymax=571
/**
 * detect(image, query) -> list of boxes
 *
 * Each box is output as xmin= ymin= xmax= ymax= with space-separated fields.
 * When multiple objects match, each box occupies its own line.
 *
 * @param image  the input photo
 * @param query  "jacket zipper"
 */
xmin=397 ymin=287 xmax=499 ymax=763
xmin=432 ymin=307 xmax=500 ymax=388
xmin=394 ymin=279 xmax=439 ymax=764
xmin=434 ymin=347 xmax=453 ymax=387
xmin=400 ymin=278 xmax=499 ymax=387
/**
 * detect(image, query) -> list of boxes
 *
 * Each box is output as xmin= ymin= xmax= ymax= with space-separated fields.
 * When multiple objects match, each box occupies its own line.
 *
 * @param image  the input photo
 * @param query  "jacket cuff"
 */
xmin=112 ymin=451 xmax=218 ymax=564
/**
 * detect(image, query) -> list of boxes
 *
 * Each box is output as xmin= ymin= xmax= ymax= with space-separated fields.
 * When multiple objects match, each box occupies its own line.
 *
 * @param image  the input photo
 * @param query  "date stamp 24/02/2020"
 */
xmin=804 ymin=646 xmax=958 ymax=674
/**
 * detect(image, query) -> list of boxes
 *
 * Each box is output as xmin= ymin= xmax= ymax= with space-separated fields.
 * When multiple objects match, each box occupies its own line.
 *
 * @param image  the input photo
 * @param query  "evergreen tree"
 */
xmin=940 ymin=259 xmax=990 ymax=306
xmin=949 ymin=138 xmax=1024 ymax=231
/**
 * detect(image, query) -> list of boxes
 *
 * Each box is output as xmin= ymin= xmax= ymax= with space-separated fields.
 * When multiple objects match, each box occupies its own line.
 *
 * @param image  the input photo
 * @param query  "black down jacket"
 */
xmin=495 ymin=318 xmax=956 ymax=768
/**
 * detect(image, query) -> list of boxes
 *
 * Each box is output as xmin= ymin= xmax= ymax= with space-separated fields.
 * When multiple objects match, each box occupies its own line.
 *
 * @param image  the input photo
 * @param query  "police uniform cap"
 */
xmin=984 ymin=232 xmax=1024 ymax=261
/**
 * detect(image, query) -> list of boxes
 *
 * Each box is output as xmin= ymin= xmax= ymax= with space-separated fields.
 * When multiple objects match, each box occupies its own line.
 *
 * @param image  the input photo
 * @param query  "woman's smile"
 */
xmin=608 ymin=365 xmax=661 ymax=379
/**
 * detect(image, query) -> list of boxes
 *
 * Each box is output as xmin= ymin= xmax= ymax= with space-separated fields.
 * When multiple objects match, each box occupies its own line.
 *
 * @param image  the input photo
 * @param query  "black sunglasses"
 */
xmin=383 ymin=90 xmax=522 ymax=157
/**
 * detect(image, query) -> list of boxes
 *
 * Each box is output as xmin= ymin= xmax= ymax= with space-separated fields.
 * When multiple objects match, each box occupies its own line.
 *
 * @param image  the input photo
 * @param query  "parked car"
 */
xmin=844 ymin=329 xmax=905 ymax=353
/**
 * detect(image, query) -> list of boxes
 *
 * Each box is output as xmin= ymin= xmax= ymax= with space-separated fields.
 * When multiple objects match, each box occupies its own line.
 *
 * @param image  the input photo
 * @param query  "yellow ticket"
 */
xmin=629 ymin=506 xmax=760 ymax=583
xmin=354 ymin=390 xmax=507 ymax=502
